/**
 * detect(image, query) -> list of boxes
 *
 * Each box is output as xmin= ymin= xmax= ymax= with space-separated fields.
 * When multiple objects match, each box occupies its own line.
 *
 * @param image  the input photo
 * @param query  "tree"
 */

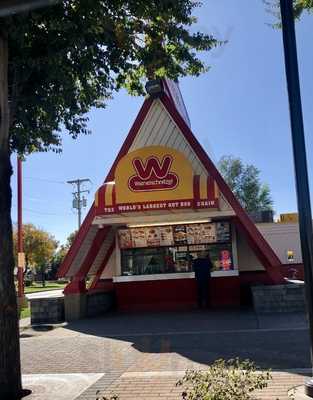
xmin=291 ymin=0 xmax=313 ymax=17
xmin=13 ymin=223 xmax=58 ymax=271
xmin=218 ymin=155 xmax=273 ymax=214
xmin=49 ymin=231 xmax=77 ymax=279
xmin=0 ymin=2 xmax=219 ymax=397
xmin=65 ymin=231 xmax=77 ymax=249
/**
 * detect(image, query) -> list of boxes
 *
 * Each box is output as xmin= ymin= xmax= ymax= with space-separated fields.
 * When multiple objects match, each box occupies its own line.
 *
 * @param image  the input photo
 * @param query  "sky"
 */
xmin=11 ymin=0 xmax=313 ymax=245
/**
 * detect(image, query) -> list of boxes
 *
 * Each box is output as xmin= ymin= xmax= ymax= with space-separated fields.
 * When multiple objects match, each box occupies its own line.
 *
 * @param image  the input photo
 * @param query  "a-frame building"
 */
xmin=58 ymin=79 xmax=284 ymax=313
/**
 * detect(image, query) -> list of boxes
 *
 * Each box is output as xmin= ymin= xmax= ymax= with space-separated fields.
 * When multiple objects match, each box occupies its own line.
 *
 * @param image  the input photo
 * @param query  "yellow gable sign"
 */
xmin=115 ymin=146 xmax=194 ymax=204
xmin=95 ymin=146 xmax=219 ymax=215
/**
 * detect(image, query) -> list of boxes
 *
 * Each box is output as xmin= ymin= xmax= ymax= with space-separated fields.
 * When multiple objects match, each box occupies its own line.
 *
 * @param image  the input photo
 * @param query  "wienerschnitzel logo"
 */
xmin=128 ymin=155 xmax=179 ymax=192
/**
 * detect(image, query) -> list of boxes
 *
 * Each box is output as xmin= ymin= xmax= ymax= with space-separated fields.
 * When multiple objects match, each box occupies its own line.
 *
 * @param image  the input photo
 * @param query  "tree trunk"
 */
xmin=0 ymin=32 xmax=23 ymax=399
xmin=41 ymin=265 xmax=45 ymax=287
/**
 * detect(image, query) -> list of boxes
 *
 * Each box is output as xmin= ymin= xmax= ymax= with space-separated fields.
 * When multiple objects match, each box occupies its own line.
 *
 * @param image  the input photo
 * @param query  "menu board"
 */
xmin=200 ymin=223 xmax=216 ymax=243
xmin=119 ymin=221 xmax=231 ymax=250
xmin=186 ymin=224 xmax=202 ymax=245
xmin=146 ymin=227 xmax=161 ymax=247
xmin=189 ymin=244 xmax=206 ymax=252
xmin=216 ymin=222 xmax=231 ymax=242
xmin=131 ymin=228 xmax=147 ymax=248
xmin=173 ymin=225 xmax=187 ymax=245
xmin=118 ymin=229 xmax=132 ymax=249
xmin=159 ymin=226 xmax=174 ymax=246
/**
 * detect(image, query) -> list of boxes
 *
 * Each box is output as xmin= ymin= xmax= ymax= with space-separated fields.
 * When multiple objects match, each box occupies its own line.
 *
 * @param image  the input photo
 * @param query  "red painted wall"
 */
xmin=92 ymin=265 xmax=304 ymax=312
xmin=115 ymin=276 xmax=240 ymax=312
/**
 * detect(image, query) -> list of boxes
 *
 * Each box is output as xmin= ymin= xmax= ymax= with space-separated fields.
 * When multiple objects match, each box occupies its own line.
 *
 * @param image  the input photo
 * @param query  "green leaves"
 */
xmin=264 ymin=0 xmax=313 ymax=23
xmin=2 ymin=0 xmax=220 ymax=155
xmin=176 ymin=358 xmax=272 ymax=400
xmin=13 ymin=223 xmax=58 ymax=269
xmin=218 ymin=155 xmax=274 ymax=213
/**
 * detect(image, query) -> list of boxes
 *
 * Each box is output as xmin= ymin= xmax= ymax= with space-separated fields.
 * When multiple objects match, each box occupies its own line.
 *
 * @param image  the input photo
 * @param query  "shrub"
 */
xmin=96 ymin=392 xmax=118 ymax=400
xmin=24 ymin=279 xmax=32 ymax=287
xmin=176 ymin=358 xmax=272 ymax=400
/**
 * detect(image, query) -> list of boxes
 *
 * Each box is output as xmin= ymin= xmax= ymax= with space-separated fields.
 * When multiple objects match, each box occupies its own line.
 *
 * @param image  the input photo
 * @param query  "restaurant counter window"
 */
xmin=189 ymin=244 xmax=233 ymax=272
xmin=121 ymin=244 xmax=234 ymax=276
xmin=121 ymin=246 xmax=192 ymax=276
xmin=119 ymin=222 xmax=235 ymax=276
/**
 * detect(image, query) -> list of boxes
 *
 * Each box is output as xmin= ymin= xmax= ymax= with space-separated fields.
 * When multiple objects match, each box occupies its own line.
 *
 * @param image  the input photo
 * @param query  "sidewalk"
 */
xmin=99 ymin=370 xmax=309 ymax=400
xmin=20 ymin=310 xmax=310 ymax=400
xmin=26 ymin=289 xmax=63 ymax=299
xmin=20 ymin=317 xmax=30 ymax=329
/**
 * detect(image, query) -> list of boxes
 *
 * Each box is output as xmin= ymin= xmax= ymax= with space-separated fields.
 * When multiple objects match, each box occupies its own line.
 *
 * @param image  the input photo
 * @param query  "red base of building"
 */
xmin=115 ymin=276 xmax=240 ymax=312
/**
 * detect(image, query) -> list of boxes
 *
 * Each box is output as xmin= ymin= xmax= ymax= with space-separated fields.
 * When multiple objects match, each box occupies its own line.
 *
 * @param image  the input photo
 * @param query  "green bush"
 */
xmin=56 ymin=279 xmax=69 ymax=284
xmin=96 ymin=392 xmax=118 ymax=400
xmin=176 ymin=358 xmax=272 ymax=400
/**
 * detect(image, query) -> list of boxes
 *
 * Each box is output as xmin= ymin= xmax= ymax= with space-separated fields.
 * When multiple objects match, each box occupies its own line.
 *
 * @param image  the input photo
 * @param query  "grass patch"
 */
xmin=20 ymin=304 xmax=30 ymax=320
xmin=24 ymin=282 xmax=66 ymax=294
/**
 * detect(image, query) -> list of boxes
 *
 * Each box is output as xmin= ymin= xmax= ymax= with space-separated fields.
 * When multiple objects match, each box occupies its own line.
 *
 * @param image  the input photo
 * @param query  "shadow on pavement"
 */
xmin=64 ymin=309 xmax=310 ymax=370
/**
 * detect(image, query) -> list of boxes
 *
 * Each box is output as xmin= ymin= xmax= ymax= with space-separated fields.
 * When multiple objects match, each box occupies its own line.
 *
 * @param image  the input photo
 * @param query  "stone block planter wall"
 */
xmin=86 ymin=291 xmax=115 ymax=317
xmin=252 ymin=284 xmax=305 ymax=313
xmin=30 ymin=297 xmax=65 ymax=324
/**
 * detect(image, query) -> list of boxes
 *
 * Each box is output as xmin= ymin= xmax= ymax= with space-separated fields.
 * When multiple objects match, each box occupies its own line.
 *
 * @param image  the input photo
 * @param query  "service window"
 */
xmin=119 ymin=221 xmax=236 ymax=276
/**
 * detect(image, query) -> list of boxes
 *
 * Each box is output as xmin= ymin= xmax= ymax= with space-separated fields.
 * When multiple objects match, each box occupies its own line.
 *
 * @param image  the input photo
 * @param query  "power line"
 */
xmin=24 ymin=176 xmax=66 ymax=185
xmin=12 ymin=204 xmax=72 ymax=217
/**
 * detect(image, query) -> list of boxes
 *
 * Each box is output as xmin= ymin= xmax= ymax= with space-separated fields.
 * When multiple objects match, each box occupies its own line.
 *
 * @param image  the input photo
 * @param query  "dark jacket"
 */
xmin=193 ymin=257 xmax=212 ymax=281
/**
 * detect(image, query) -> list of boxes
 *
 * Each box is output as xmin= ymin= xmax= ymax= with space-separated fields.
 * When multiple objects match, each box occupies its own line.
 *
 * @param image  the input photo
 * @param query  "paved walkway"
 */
xmin=26 ymin=289 xmax=64 ymax=300
xmin=20 ymin=310 xmax=311 ymax=399
xmin=100 ymin=370 xmax=309 ymax=400
xmin=20 ymin=317 xmax=31 ymax=329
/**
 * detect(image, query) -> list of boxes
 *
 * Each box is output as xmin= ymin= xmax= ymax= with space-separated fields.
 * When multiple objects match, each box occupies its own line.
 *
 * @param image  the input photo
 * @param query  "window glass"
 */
xmin=120 ymin=221 xmax=234 ymax=276
xmin=121 ymin=243 xmax=235 ymax=275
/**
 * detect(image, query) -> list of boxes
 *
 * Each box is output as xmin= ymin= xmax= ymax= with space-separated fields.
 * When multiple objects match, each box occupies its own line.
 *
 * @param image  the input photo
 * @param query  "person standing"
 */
xmin=193 ymin=251 xmax=213 ymax=309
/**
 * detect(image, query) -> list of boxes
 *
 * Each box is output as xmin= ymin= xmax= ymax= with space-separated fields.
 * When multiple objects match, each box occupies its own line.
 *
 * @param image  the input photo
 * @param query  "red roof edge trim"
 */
xmin=89 ymin=239 xmax=116 ymax=291
xmin=76 ymin=226 xmax=111 ymax=279
xmin=57 ymin=206 xmax=95 ymax=278
xmin=160 ymin=93 xmax=283 ymax=283
xmin=104 ymin=97 xmax=154 ymax=184
xmin=58 ymin=97 xmax=153 ymax=278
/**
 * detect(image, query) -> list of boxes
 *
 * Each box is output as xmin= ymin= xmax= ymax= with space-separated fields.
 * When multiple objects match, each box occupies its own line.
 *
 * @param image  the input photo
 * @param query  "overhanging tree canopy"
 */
xmin=4 ymin=0 xmax=219 ymax=154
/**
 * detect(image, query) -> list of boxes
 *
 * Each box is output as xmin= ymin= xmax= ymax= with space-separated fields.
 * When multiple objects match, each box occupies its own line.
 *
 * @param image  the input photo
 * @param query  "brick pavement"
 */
xmin=21 ymin=334 xmax=140 ymax=374
xmin=20 ymin=311 xmax=311 ymax=399
xmin=99 ymin=370 xmax=309 ymax=400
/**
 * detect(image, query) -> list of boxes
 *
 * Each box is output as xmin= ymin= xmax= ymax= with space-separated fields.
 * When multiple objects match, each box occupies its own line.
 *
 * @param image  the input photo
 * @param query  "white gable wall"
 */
xmin=129 ymin=100 xmax=207 ymax=176
xmin=236 ymin=228 xmax=265 ymax=272
xmin=129 ymin=99 xmax=233 ymax=213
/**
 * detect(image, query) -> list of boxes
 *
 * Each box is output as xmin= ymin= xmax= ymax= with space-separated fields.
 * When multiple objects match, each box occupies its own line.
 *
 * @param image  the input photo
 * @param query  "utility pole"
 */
xmin=279 ymin=0 xmax=313 ymax=397
xmin=67 ymin=178 xmax=90 ymax=229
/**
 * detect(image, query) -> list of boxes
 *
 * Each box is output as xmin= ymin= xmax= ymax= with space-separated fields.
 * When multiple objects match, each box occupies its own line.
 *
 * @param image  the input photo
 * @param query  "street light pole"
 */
xmin=279 ymin=0 xmax=313 ymax=396
xmin=17 ymin=156 xmax=25 ymax=300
